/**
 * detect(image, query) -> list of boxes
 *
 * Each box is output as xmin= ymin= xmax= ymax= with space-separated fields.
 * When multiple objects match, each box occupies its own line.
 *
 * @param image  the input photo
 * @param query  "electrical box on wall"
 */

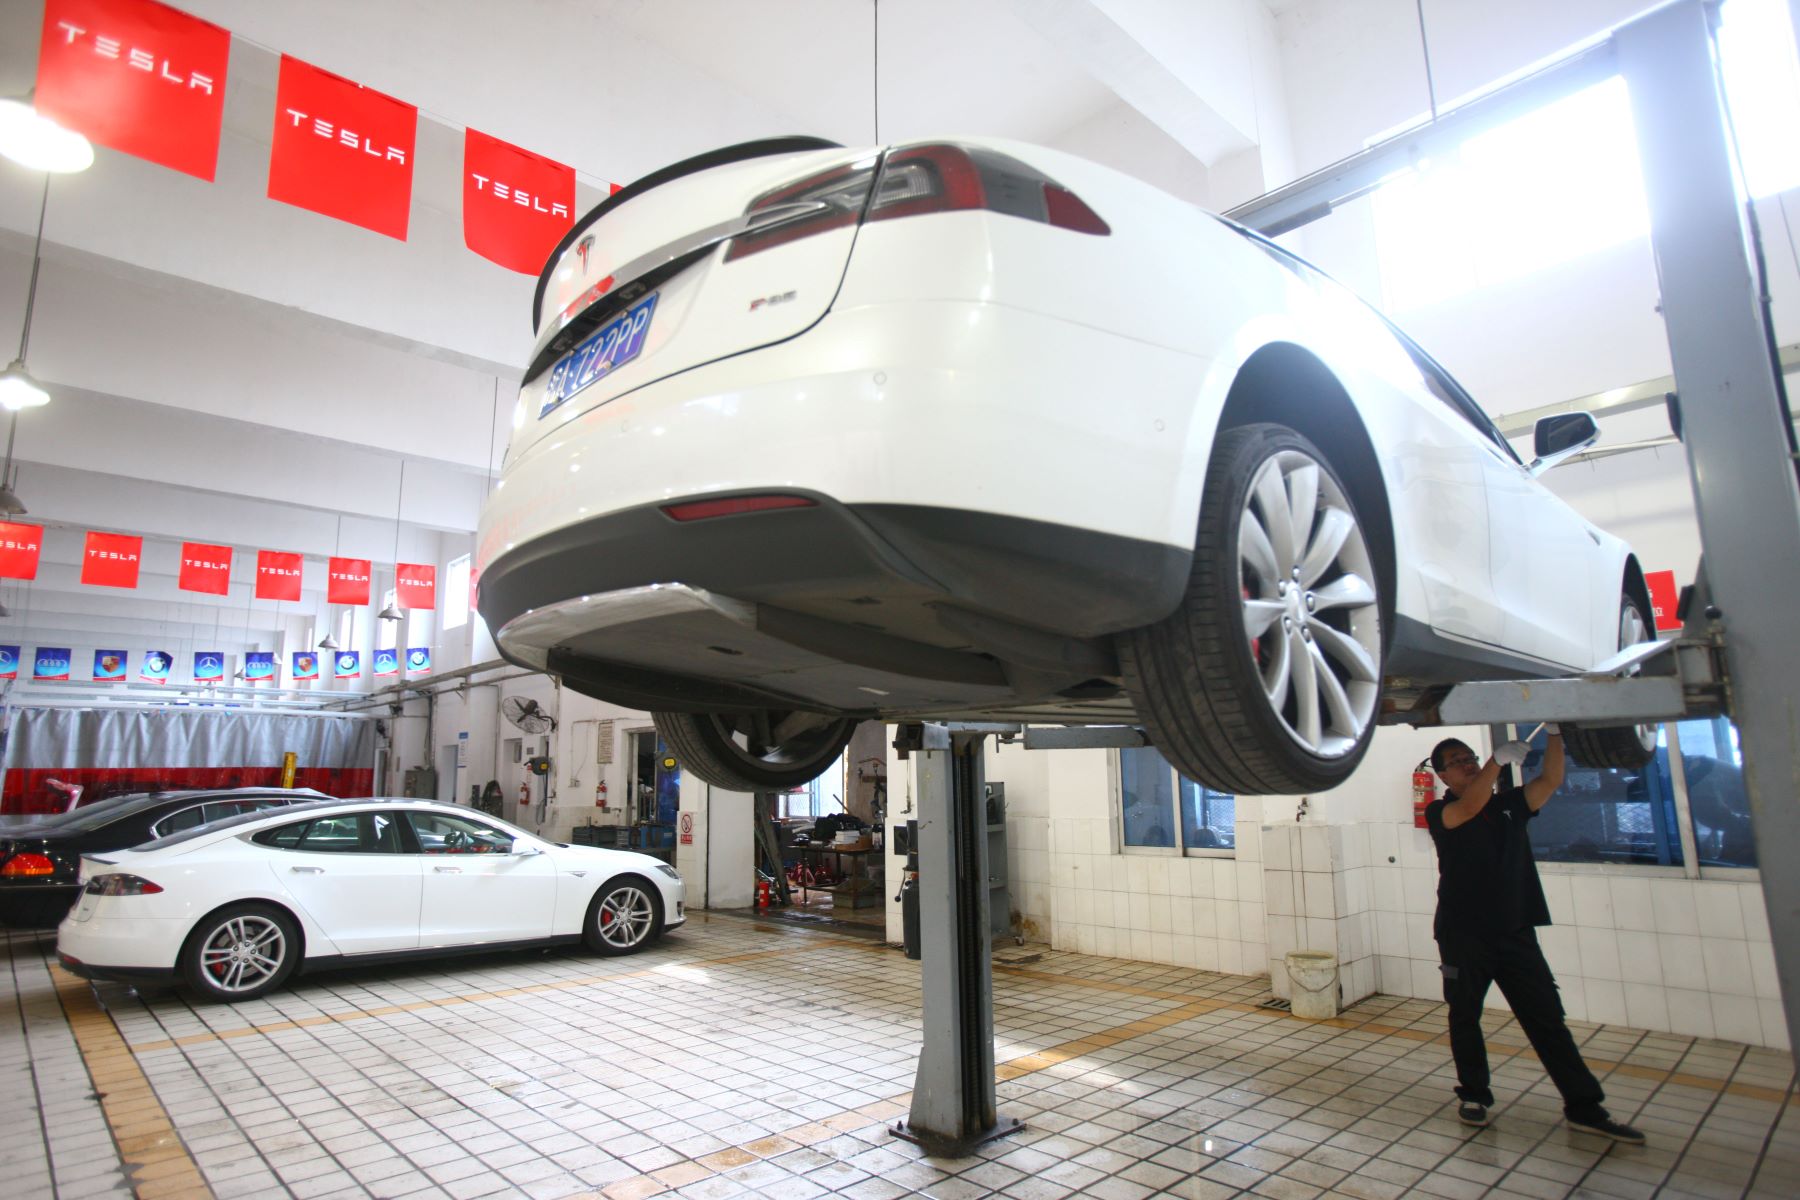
xmin=402 ymin=768 xmax=437 ymax=798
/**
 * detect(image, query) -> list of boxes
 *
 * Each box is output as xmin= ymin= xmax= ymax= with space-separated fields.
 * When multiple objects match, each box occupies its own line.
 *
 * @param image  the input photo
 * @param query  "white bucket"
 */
xmin=1286 ymin=951 xmax=1340 ymax=1020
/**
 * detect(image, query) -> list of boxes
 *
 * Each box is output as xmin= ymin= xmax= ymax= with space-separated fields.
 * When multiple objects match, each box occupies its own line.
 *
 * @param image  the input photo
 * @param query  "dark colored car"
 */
xmin=0 ymin=788 xmax=329 ymax=928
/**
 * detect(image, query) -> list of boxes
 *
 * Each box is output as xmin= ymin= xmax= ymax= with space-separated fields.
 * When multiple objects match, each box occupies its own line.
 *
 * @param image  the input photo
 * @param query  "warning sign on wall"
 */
xmin=678 ymin=812 xmax=694 ymax=845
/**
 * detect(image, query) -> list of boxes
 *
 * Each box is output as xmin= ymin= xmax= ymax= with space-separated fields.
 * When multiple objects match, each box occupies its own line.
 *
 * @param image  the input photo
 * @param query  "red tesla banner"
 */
xmin=1644 ymin=569 xmax=1682 ymax=632
xmin=395 ymin=562 xmax=436 ymax=610
xmin=0 ymin=522 xmax=44 ymax=580
xmin=177 ymin=541 xmax=232 ymax=595
xmin=268 ymin=55 xmax=418 ymax=240
xmin=80 ymin=531 xmax=143 ymax=588
xmin=464 ymin=129 xmax=575 ymax=274
xmin=35 ymin=0 xmax=231 ymax=180
xmin=255 ymin=550 xmax=304 ymax=601
xmin=327 ymin=557 xmax=371 ymax=605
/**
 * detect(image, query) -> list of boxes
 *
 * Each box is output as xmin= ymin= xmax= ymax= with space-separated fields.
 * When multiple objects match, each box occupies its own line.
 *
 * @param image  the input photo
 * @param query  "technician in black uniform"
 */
xmin=1425 ymin=728 xmax=1645 ymax=1143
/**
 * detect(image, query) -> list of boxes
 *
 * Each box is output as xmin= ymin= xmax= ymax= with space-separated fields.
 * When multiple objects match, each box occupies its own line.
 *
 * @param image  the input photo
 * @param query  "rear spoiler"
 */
xmin=531 ymin=135 xmax=844 ymax=333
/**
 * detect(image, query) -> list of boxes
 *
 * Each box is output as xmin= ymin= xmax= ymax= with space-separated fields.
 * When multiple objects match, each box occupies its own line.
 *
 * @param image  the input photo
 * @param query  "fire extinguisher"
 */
xmin=1412 ymin=760 xmax=1437 ymax=829
xmin=755 ymin=878 xmax=771 ymax=909
xmin=518 ymin=781 xmax=531 ymax=809
xmin=595 ymin=779 xmax=608 ymax=809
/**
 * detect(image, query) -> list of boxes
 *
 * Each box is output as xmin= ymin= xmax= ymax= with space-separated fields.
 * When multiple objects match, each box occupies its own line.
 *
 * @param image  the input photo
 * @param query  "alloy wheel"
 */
xmin=1237 ymin=448 xmax=1382 ymax=759
xmin=595 ymin=886 xmax=655 ymax=949
xmin=198 ymin=914 xmax=287 ymax=994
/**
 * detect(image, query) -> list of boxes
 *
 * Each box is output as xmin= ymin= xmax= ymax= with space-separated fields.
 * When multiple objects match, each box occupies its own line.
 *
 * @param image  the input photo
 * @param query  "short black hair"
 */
xmin=1431 ymin=738 xmax=1473 ymax=772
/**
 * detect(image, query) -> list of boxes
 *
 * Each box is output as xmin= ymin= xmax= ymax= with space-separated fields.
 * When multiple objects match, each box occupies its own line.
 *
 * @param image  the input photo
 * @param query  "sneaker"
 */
xmin=1458 ymin=1103 xmax=1490 ymax=1127
xmin=1567 ymin=1113 xmax=1646 ymax=1144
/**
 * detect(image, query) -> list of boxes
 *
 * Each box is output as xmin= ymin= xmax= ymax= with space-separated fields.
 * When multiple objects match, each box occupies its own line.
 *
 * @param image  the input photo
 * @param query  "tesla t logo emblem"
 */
xmin=749 ymin=290 xmax=797 ymax=312
xmin=575 ymin=235 xmax=595 ymax=271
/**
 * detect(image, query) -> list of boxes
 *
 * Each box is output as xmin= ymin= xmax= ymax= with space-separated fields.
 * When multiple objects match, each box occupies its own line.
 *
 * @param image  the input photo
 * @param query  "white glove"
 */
xmin=1544 ymin=723 xmax=1561 ymax=736
xmin=1492 ymin=741 xmax=1531 ymax=769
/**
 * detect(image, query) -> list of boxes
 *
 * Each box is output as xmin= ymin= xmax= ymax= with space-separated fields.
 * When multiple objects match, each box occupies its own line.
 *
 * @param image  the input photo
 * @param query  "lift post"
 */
xmin=890 ymin=722 xmax=1023 ymax=1155
xmin=1229 ymin=0 xmax=1800 ymax=1051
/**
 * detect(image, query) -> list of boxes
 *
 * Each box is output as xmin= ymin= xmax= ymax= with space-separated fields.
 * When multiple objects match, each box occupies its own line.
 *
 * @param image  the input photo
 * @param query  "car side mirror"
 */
xmin=1529 ymin=411 xmax=1599 ymax=476
xmin=511 ymin=840 xmax=543 ymax=856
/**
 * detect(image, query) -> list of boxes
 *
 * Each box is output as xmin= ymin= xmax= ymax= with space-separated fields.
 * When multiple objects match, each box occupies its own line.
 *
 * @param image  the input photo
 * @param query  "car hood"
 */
xmin=552 ymin=843 xmax=673 ymax=873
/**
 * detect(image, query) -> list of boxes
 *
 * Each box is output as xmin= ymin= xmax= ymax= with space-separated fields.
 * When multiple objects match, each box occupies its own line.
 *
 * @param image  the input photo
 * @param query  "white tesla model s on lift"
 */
xmin=57 ymin=799 xmax=683 ymax=1002
xmin=477 ymin=136 xmax=1655 ymax=797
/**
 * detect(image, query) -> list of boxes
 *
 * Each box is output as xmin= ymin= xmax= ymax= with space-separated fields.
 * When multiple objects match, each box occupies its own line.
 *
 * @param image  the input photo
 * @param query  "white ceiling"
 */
xmin=0 ymin=0 xmax=1291 ymax=645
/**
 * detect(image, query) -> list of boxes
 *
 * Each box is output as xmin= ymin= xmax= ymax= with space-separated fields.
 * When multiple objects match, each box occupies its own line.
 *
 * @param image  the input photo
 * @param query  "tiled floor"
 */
xmin=4 ymin=914 xmax=1797 ymax=1199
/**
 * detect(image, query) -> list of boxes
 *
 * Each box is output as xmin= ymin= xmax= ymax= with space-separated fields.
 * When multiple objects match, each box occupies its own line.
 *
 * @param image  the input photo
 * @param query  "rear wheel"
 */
xmin=180 ymin=903 xmax=300 ymax=1003
xmin=1563 ymin=592 xmax=1659 ymax=770
xmin=1118 ymin=423 xmax=1386 ymax=795
xmin=653 ymin=711 xmax=854 ymax=792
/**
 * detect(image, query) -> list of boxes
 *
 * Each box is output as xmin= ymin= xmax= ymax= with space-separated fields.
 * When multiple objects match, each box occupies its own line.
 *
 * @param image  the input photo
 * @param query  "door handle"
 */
xmin=289 ymin=866 xmax=324 ymax=875
xmin=433 ymin=865 xmax=463 ymax=874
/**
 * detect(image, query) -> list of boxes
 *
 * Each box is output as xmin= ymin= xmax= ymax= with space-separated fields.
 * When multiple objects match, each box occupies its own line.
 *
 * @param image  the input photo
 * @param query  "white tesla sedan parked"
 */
xmin=477 ymin=136 xmax=1653 ymax=797
xmin=57 ymin=799 xmax=684 ymax=1002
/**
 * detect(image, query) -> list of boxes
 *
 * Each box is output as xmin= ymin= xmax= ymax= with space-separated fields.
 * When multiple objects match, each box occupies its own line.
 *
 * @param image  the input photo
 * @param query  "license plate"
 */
xmin=540 ymin=293 xmax=659 ymax=418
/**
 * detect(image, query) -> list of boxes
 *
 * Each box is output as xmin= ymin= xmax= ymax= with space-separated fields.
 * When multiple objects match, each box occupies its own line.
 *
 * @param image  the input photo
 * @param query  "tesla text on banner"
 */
xmin=35 ymin=0 xmax=231 ymax=180
xmin=0 ymin=522 xmax=43 ymax=580
xmin=81 ymin=531 xmax=142 ymax=588
xmin=93 ymin=650 xmax=127 ymax=682
xmin=178 ymin=541 xmax=232 ymax=595
xmin=327 ymin=557 xmax=371 ymax=605
xmin=395 ymin=561 xmax=436 ymax=610
xmin=268 ymin=55 xmax=417 ymax=240
xmin=255 ymin=549 xmax=303 ymax=601
xmin=463 ymin=128 xmax=575 ymax=274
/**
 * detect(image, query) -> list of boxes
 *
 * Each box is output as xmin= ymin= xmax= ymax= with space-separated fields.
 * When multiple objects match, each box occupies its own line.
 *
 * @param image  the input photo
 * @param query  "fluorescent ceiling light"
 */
xmin=0 ymin=98 xmax=93 ymax=174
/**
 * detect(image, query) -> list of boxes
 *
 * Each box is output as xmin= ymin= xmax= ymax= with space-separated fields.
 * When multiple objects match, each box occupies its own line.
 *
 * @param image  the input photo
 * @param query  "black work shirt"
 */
xmin=1425 ymin=784 xmax=1551 ymax=940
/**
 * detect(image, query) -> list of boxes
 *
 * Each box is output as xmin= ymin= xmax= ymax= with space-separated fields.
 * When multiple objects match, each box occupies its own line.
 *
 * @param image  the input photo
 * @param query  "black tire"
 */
xmin=1564 ymin=591 xmax=1659 ymax=770
xmin=653 ymin=711 xmax=855 ymax=792
xmin=583 ymin=876 xmax=663 ymax=956
xmin=1118 ymin=423 xmax=1387 ymax=795
xmin=180 ymin=902 xmax=301 ymax=1003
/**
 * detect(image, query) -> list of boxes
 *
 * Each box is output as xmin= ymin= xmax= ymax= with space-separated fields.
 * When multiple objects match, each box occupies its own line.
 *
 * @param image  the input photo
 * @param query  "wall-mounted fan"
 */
xmin=501 ymin=695 xmax=556 ymax=735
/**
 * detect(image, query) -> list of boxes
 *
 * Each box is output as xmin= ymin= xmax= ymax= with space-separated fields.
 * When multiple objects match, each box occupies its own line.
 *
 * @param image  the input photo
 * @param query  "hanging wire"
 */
xmin=872 ymin=0 xmax=881 ymax=143
xmin=1415 ymin=0 xmax=1439 ymax=121
xmin=389 ymin=459 xmax=407 ymax=563
xmin=486 ymin=377 xmax=500 ymax=495
xmin=16 ymin=175 xmax=49 ymax=362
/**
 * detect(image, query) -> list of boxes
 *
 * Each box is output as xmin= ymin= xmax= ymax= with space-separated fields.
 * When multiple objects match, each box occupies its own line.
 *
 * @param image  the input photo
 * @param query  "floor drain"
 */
xmin=1258 ymin=996 xmax=1292 ymax=1012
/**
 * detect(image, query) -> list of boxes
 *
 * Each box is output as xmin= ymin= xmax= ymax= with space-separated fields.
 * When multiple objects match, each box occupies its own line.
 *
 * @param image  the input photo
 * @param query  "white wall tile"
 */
xmin=1749 ymin=940 xmax=1780 ymax=1000
xmin=1399 ymin=826 xmax=1437 ymax=869
xmin=1558 ymin=974 xmax=1586 ymax=1023
xmin=1623 ymin=982 xmax=1669 ymax=1032
xmin=1211 ymin=859 xmax=1237 ymax=900
xmin=1148 ymin=894 xmax=1173 ymax=935
xmin=1376 ymin=910 xmax=1408 ymax=958
xmin=1609 ymin=876 xmax=1654 ymax=933
xmin=1151 ymin=932 xmax=1173 ymax=964
xmin=1235 ymin=860 xmax=1263 ymax=903
xmin=1650 ymin=879 xmax=1700 ymax=935
xmin=1236 ymin=822 xmax=1262 ymax=863
xmin=1616 ymin=930 xmax=1662 ymax=986
xmin=1372 ymin=865 xmax=1403 ymax=913
xmin=1129 ymin=928 xmax=1153 ymax=961
xmin=1304 ymin=916 xmax=1335 ymax=952
xmin=1694 ymin=882 xmax=1747 ymax=940
xmin=1406 ymin=913 xmax=1436 ymax=960
xmin=1340 ymin=823 xmax=1368 ymax=869
xmin=1701 ymin=939 xmax=1755 ymax=997
xmin=1585 ymin=978 xmax=1627 ymax=1027
xmin=1666 ymin=988 xmax=1716 ymax=1039
xmin=1540 ymin=926 xmax=1580 ymax=977
xmin=1539 ymin=873 xmax=1574 ymax=925
xmin=1266 ymin=869 xmax=1295 ymax=917
xmin=1218 ymin=939 xmax=1244 ymax=974
xmin=1169 ymin=859 xmax=1194 ymax=898
xmin=1304 ymin=872 xmax=1336 ymax=920
xmin=1210 ymin=900 xmax=1235 ymax=942
xmin=1172 ymin=934 xmax=1197 ymax=968
xmin=1378 ymin=954 xmax=1410 ymax=993
xmin=1240 ymin=900 xmax=1266 ymax=946
xmin=1712 ymin=995 xmax=1763 ymax=1046
xmin=1129 ymin=891 xmax=1151 ymax=931
xmin=1264 ymin=825 xmax=1293 ymax=871
xmin=1410 ymin=958 xmax=1442 ymax=998
xmin=1402 ymin=868 xmax=1436 ymax=915
xmin=1659 ymin=933 xmax=1707 ymax=991
xmin=1576 ymin=926 xmax=1622 ymax=982
xmin=1195 ymin=937 xmax=1221 ymax=973
xmin=1569 ymin=875 xmax=1614 ymax=928
xmin=1740 ymin=886 xmax=1772 ymax=942
xmin=1301 ymin=824 xmax=1331 ymax=873
xmin=1369 ymin=821 xmax=1399 ymax=865
xmin=1759 ymin=1000 xmax=1791 ymax=1051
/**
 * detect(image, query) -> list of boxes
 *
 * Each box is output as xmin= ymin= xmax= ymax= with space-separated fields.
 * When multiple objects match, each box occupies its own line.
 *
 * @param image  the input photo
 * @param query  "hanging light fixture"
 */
xmin=378 ymin=460 xmax=406 ymax=621
xmin=0 ymin=94 xmax=93 ymax=175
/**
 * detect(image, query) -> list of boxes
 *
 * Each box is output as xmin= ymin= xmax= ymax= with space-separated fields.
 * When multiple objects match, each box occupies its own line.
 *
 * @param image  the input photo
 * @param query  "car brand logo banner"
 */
xmin=0 ymin=522 xmax=43 ymax=580
xmin=255 ymin=549 xmax=304 ymax=601
xmin=178 ymin=541 xmax=232 ymax=595
xmin=139 ymin=650 xmax=172 ymax=683
xmin=373 ymin=648 xmax=398 ymax=677
xmin=406 ymin=646 xmax=431 ymax=675
xmin=34 ymin=648 xmax=72 ymax=681
xmin=334 ymin=650 xmax=361 ymax=679
xmin=93 ymin=649 xmax=127 ymax=681
xmin=268 ymin=55 xmax=418 ymax=240
xmin=81 ymin=531 xmax=143 ymax=588
xmin=0 ymin=646 xmax=19 ymax=680
xmin=464 ymin=128 xmax=575 ymax=274
xmin=396 ymin=561 xmax=436 ymax=610
xmin=291 ymin=650 xmax=319 ymax=681
xmin=193 ymin=651 xmax=225 ymax=683
xmin=327 ymin=557 xmax=371 ymax=605
xmin=244 ymin=651 xmax=275 ymax=684
xmin=35 ymin=0 xmax=231 ymax=181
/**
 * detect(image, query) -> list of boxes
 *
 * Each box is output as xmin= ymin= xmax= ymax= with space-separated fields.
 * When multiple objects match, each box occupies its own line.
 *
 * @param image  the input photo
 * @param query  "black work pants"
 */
xmin=1437 ymin=926 xmax=1607 ymax=1120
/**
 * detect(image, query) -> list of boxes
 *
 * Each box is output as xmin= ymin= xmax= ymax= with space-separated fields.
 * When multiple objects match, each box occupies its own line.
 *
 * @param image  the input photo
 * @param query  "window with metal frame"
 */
xmin=1119 ymin=746 xmax=1236 ymax=854
xmin=1674 ymin=717 xmax=1755 ymax=868
xmin=1509 ymin=725 xmax=1684 ymax=866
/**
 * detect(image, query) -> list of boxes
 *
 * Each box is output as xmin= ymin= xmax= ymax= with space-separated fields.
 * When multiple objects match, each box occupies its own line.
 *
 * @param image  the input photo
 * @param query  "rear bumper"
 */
xmin=56 ymin=914 xmax=187 ymax=976
xmin=56 ymin=952 xmax=177 ymax=984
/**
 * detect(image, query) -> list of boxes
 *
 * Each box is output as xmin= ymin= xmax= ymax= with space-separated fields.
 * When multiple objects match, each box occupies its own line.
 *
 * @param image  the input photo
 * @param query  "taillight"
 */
xmin=84 ymin=874 xmax=164 ymax=896
xmin=725 ymin=142 xmax=1108 ymax=262
xmin=661 ymin=494 xmax=818 ymax=522
xmin=1 ymin=852 xmax=55 ymax=878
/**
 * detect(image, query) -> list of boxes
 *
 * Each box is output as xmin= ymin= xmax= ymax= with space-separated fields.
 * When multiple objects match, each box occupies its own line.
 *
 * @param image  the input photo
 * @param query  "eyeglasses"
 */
xmin=1442 ymin=755 xmax=1480 ymax=771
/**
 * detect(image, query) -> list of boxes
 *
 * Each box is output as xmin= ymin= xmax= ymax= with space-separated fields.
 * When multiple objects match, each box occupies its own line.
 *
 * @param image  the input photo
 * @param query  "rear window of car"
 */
xmin=252 ymin=812 xmax=404 ymax=854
